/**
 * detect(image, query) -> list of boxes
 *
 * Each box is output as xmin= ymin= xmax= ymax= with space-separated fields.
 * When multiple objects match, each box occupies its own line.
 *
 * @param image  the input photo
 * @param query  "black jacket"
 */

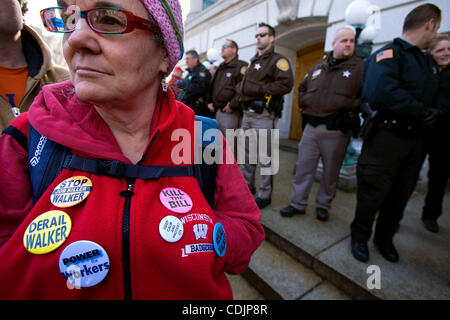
xmin=362 ymin=38 xmax=439 ymax=124
xmin=177 ymin=63 xmax=212 ymax=117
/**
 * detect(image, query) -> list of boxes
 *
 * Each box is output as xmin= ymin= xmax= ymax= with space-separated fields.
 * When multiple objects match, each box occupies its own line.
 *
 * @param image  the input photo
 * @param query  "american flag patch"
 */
xmin=376 ymin=49 xmax=394 ymax=62
xmin=312 ymin=69 xmax=322 ymax=79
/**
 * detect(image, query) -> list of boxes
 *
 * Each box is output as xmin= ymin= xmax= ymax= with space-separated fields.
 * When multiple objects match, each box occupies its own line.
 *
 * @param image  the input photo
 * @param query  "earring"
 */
xmin=161 ymin=77 xmax=168 ymax=92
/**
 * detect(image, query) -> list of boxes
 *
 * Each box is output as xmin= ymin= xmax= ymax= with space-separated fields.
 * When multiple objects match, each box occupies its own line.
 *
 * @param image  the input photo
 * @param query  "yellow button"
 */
xmin=23 ymin=210 xmax=72 ymax=255
xmin=51 ymin=176 xmax=92 ymax=208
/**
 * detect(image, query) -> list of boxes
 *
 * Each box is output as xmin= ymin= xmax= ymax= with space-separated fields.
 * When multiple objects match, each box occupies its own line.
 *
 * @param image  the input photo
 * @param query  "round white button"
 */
xmin=159 ymin=215 xmax=184 ymax=243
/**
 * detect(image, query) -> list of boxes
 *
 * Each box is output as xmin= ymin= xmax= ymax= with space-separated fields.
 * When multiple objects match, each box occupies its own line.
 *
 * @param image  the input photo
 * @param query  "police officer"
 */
xmin=280 ymin=26 xmax=363 ymax=221
xmin=350 ymin=4 xmax=442 ymax=263
xmin=177 ymin=50 xmax=213 ymax=117
xmin=239 ymin=23 xmax=294 ymax=209
xmin=208 ymin=39 xmax=248 ymax=137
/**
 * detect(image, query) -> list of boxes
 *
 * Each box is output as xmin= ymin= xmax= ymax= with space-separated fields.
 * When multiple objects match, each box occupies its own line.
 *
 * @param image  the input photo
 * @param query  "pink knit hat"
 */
xmin=140 ymin=0 xmax=184 ymax=74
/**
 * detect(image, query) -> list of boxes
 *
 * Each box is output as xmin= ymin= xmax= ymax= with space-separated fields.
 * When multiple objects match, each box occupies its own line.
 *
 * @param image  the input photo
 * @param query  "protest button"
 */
xmin=51 ymin=176 xmax=92 ymax=208
xmin=59 ymin=240 xmax=110 ymax=288
xmin=159 ymin=187 xmax=193 ymax=214
xmin=23 ymin=210 xmax=72 ymax=254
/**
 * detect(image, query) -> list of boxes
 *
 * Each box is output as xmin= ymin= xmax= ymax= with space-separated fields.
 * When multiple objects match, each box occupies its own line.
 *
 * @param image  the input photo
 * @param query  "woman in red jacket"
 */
xmin=0 ymin=0 xmax=264 ymax=299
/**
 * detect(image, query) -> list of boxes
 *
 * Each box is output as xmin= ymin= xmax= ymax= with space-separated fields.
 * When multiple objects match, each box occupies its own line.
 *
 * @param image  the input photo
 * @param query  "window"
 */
xmin=203 ymin=0 xmax=219 ymax=10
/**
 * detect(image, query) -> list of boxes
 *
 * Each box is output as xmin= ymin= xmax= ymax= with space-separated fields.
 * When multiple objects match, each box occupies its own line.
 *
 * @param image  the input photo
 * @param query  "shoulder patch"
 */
xmin=199 ymin=72 xmax=206 ymax=77
xmin=240 ymin=65 xmax=247 ymax=75
xmin=376 ymin=49 xmax=394 ymax=63
xmin=311 ymin=69 xmax=322 ymax=79
xmin=276 ymin=58 xmax=290 ymax=71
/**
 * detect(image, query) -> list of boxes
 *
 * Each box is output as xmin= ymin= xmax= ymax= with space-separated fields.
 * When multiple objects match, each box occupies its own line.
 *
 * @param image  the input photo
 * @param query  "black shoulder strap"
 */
xmin=27 ymin=117 xmax=218 ymax=208
xmin=2 ymin=126 xmax=27 ymax=149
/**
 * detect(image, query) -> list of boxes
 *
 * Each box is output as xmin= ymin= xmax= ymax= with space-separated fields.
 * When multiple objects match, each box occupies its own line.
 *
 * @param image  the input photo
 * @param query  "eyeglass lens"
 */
xmin=42 ymin=7 xmax=128 ymax=34
xmin=255 ymin=32 xmax=268 ymax=38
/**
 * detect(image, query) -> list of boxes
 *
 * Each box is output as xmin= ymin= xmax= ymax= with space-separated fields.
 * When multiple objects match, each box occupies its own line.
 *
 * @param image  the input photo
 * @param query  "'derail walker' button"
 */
xmin=23 ymin=210 xmax=72 ymax=254
xmin=59 ymin=240 xmax=110 ymax=288
xmin=51 ymin=176 xmax=92 ymax=208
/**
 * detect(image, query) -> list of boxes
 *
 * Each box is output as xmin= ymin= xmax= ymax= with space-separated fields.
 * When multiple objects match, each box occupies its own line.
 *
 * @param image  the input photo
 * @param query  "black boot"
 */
xmin=422 ymin=217 xmax=439 ymax=233
xmin=255 ymin=197 xmax=271 ymax=209
xmin=374 ymin=237 xmax=399 ymax=263
xmin=351 ymin=239 xmax=369 ymax=262
xmin=280 ymin=205 xmax=305 ymax=217
xmin=316 ymin=208 xmax=329 ymax=221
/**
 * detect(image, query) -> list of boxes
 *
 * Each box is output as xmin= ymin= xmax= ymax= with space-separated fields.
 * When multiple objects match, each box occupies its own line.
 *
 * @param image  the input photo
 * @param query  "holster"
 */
xmin=359 ymin=102 xmax=378 ymax=142
xmin=243 ymin=100 xmax=265 ymax=114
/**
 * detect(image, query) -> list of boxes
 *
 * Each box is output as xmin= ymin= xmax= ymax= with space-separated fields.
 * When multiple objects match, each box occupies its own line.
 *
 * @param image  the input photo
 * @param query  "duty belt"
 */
xmin=243 ymin=96 xmax=272 ymax=113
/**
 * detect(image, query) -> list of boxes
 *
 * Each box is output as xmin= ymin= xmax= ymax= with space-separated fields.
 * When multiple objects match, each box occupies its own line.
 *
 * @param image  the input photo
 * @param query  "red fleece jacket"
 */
xmin=0 ymin=81 xmax=264 ymax=299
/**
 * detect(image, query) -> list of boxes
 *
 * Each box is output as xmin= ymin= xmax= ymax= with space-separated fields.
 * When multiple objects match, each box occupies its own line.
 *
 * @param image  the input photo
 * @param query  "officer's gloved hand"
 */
xmin=420 ymin=108 xmax=442 ymax=129
xmin=176 ymin=79 xmax=186 ymax=89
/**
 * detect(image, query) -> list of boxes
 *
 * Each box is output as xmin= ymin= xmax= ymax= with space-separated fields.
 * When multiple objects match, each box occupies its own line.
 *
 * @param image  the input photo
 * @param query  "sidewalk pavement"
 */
xmin=250 ymin=139 xmax=449 ymax=300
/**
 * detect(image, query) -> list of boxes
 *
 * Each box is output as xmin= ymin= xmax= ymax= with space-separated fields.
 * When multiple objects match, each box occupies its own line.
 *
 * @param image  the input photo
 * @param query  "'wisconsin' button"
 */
xmin=213 ymin=223 xmax=226 ymax=257
xmin=51 ymin=176 xmax=92 ymax=208
xmin=159 ymin=215 xmax=184 ymax=243
xmin=159 ymin=187 xmax=193 ymax=214
xmin=59 ymin=240 xmax=110 ymax=288
xmin=23 ymin=210 xmax=72 ymax=254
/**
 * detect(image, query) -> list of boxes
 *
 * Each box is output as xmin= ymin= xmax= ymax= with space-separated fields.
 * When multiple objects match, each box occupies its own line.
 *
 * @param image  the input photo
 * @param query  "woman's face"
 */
xmin=431 ymin=39 xmax=450 ymax=70
xmin=62 ymin=0 xmax=169 ymax=106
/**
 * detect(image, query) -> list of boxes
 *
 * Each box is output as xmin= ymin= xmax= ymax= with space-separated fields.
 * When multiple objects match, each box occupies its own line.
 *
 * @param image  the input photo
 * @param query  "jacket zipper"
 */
xmin=120 ymin=178 xmax=135 ymax=300
xmin=118 ymin=129 xmax=159 ymax=300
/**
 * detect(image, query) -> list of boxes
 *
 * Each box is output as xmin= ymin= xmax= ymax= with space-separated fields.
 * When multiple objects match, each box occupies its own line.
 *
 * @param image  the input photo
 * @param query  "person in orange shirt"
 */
xmin=0 ymin=0 xmax=68 ymax=132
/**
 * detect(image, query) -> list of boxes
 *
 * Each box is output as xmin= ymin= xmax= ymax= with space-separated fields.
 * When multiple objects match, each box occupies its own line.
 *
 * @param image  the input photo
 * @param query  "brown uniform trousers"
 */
xmin=239 ymin=46 xmax=294 ymax=200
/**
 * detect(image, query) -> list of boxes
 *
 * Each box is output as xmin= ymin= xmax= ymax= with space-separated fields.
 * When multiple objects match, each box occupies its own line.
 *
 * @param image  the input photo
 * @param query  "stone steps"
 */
xmin=241 ymin=240 xmax=350 ymax=300
xmin=232 ymin=144 xmax=450 ymax=300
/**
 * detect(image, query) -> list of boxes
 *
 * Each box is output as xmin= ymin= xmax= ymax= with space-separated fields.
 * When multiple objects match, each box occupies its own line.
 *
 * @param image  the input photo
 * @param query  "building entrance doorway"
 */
xmin=289 ymin=43 xmax=324 ymax=140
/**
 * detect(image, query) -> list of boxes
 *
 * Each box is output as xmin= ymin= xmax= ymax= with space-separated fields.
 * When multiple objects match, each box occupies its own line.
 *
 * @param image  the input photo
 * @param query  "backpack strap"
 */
xmin=26 ymin=117 xmax=219 ymax=208
xmin=28 ymin=125 xmax=71 ymax=203
xmin=2 ymin=126 xmax=27 ymax=149
xmin=64 ymin=155 xmax=196 ymax=180
xmin=194 ymin=115 xmax=218 ymax=209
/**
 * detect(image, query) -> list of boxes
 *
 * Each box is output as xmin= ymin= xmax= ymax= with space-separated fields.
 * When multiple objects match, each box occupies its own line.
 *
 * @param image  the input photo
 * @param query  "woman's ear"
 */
xmin=160 ymin=49 xmax=170 ymax=74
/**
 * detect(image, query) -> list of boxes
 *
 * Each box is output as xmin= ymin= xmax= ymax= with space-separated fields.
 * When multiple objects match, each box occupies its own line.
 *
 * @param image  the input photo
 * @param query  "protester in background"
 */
xmin=0 ymin=0 xmax=264 ymax=299
xmin=208 ymin=62 xmax=218 ymax=77
xmin=0 ymin=0 xmax=68 ymax=132
xmin=280 ymin=26 xmax=363 ymax=222
xmin=177 ymin=49 xmax=213 ymax=117
xmin=421 ymin=34 xmax=450 ymax=233
xmin=350 ymin=4 xmax=442 ymax=263
xmin=238 ymin=22 xmax=294 ymax=209
xmin=168 ymin=65 xmax=183 ymax=99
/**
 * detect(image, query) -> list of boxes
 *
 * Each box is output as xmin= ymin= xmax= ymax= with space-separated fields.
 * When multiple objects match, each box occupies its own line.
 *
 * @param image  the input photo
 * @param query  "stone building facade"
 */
xmin=184 ymin=0 xmax=449 ymax=140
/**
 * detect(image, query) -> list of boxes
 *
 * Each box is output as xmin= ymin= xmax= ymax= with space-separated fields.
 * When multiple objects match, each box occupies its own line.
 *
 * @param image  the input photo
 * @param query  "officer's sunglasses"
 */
xmin=40 ymin=7 xmax=160 ymax=34
xmin=255 ymin=32 xmax=269 ymax=38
